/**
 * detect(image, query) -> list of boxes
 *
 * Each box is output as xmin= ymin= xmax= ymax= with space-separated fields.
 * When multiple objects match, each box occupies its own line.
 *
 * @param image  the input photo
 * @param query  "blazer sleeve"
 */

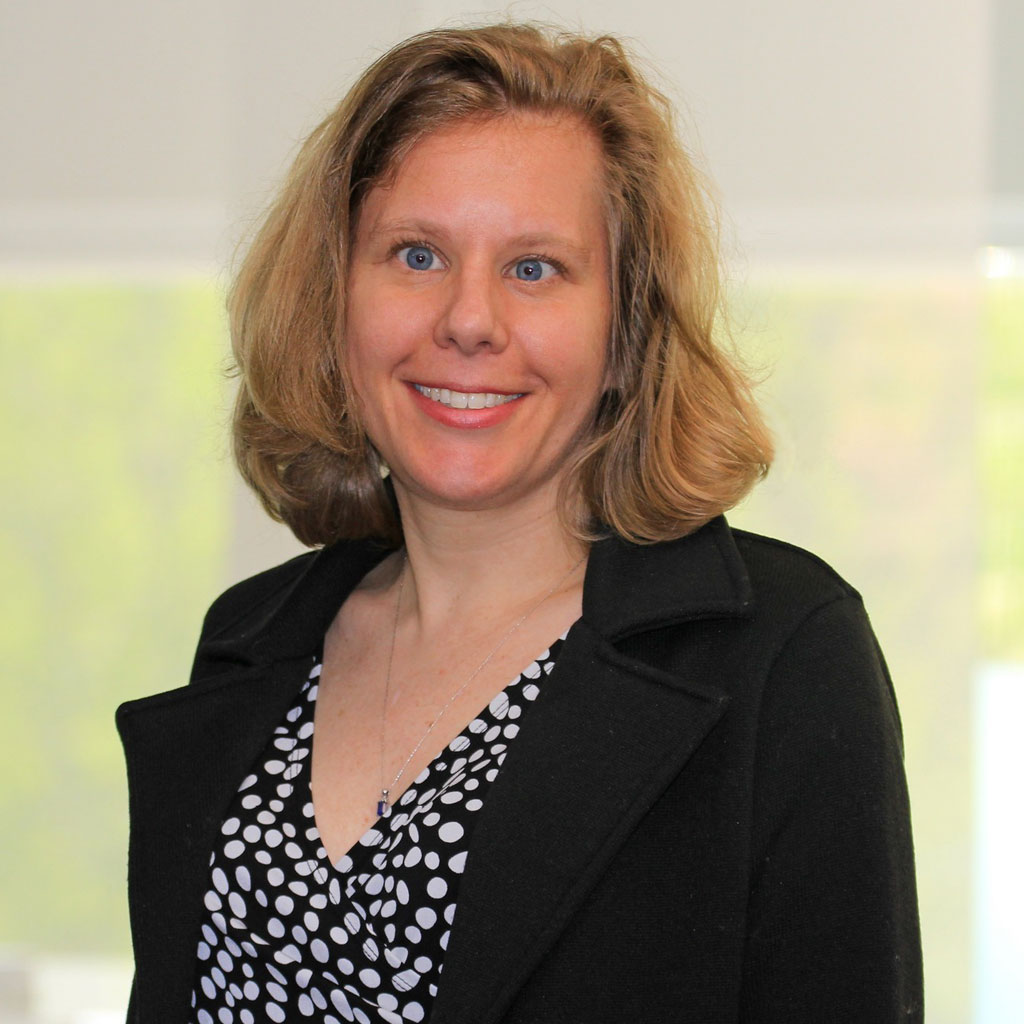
xmin=739 ymin=595 xmax=923 ymax=1021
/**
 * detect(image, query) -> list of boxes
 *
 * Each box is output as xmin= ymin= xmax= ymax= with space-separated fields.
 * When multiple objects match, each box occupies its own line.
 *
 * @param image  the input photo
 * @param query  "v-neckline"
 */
xmin=308 ymin=635 xmax=567 ymax=872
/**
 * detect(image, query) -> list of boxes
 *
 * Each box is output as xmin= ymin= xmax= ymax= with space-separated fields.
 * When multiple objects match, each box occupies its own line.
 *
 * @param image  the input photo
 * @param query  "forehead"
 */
xmin=356 ymin=114 xmax=610 ymax=240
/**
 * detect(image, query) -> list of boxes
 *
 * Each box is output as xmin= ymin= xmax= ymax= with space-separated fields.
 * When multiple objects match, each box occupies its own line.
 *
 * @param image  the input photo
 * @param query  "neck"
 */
xmin=390 ymin=481 xmax=588 ymax=635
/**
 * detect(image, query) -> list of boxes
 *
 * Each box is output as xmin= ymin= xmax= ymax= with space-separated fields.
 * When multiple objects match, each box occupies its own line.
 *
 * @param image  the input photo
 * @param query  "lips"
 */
xmin=411 ymin=383 xmax=524 ymax=410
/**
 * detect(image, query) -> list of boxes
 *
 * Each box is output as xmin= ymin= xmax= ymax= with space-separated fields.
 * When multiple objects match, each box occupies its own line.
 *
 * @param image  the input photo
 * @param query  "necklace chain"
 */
xmin=376 ymin=552 xmax=586 ymax=816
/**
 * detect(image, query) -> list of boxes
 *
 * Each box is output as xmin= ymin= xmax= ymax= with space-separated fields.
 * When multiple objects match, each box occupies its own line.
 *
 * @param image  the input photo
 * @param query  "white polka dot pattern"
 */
xmin=188 ymin=638 xmax=563 ymax=1024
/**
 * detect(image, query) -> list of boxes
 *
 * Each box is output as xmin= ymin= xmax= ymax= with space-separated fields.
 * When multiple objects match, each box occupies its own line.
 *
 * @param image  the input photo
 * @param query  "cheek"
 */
xmin=346 ymin=287 xmax=428 ymax=374
xmin=529 ymin=297 xmax=606 ymax=354
xmin=340 ymin=326 xmax=371 ymax=400
xmin=343 ymin=303 xmax=393 ymax=386
xmin=549 ymin=310 xmax=610 ymax=387
xmin=340 ymin=323 xmax=389 ymax=435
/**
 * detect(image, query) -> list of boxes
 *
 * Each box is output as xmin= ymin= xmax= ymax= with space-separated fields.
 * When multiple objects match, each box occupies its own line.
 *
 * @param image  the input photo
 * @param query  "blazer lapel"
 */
xmin=117 ymin=656 xmax=314 ymax=1024
xmin=431 ymin=619 xmax=730 ymax=1024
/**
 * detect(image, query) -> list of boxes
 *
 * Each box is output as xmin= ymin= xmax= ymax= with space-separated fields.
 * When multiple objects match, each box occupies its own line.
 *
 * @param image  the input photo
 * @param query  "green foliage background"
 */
xmin=0 ymin=281 xmax=230 ymax=952
xmin=981 ymin=281 xmax=1024 ymax=662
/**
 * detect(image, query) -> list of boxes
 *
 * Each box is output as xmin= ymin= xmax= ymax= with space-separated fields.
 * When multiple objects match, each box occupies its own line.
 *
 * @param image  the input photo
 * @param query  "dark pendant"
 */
xmin=377 ymin=789 xmax=389 ymax=817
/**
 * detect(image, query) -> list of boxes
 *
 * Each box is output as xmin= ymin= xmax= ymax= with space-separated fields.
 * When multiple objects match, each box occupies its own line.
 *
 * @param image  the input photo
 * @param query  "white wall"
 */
xmin=0 ymin=0 xmax=992 ymax=265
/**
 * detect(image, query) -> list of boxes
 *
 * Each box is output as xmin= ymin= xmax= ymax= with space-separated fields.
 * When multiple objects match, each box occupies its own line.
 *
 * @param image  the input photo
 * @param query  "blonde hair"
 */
xmin=230 ymin=22 xmax=772 ymax=547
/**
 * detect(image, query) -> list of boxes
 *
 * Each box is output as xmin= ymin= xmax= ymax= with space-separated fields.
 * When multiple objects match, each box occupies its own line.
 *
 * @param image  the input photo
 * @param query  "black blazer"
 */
xmin=117 ymin=517 xmax=922 ymax=1022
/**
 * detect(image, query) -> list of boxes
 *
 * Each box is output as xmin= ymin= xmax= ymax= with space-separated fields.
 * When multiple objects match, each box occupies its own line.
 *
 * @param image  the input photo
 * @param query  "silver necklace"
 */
xmin=376 ymin=552 xmax=586 ymax=816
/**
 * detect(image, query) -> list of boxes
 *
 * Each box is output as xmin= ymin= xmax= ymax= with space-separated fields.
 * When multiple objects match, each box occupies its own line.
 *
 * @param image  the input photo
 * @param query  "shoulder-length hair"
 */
xmin=229 ymin=22 xmax=772 ymax=547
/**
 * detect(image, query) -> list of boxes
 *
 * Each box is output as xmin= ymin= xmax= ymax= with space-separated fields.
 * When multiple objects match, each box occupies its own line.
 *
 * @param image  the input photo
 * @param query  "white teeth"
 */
xmin=413 ymin=384 xmax=522 ymax=408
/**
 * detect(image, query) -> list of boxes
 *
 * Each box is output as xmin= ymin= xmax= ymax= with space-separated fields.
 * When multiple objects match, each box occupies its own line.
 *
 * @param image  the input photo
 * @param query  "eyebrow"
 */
xmin=509 ymin=233 xmax=595 ymax=266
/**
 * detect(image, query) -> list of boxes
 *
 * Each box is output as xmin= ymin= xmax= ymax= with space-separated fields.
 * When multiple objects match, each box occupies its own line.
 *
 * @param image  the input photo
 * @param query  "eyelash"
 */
xmin=390 ymin=239 xmax=567 ymax=278
xmin=391 ymin=238 xmax=437 ymax=260
xmin=519 ymin=254 xmax=567 ymax=278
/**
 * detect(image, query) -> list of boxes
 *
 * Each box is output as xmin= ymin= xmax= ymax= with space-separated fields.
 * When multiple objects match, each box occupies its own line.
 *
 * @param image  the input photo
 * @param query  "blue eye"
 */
xmin=514 ymin=258 xmax=554 ymax=281
xmin=400 ymin=245 xmax=435 ymax=270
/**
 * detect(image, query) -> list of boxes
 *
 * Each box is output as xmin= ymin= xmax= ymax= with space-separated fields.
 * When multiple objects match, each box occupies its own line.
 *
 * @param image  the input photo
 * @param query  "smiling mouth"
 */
xmin=412 ymin=384 xmax=524 ymax=409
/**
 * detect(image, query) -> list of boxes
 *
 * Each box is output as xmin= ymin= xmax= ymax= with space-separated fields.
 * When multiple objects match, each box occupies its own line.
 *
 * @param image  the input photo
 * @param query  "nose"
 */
xmin=434 ymin=263 xmax=508 ymax=354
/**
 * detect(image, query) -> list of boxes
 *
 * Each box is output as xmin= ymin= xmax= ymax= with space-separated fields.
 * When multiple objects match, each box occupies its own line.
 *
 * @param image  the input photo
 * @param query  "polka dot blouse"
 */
xmin=189 ymin=637 xmax=564 ymax=1024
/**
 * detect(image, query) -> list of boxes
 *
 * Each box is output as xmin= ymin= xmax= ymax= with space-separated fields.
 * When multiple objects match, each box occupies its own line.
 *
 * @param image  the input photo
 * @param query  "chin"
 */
xmin=397 ymin=464 xmax=555 ymax=514
xmin=421 ymin=481 xmax=524 ymax=512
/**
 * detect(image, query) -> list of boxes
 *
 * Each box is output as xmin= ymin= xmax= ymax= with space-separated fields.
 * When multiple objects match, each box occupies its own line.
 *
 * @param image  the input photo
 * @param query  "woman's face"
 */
xmin=344 ymin=113 xmax=612 ymax=518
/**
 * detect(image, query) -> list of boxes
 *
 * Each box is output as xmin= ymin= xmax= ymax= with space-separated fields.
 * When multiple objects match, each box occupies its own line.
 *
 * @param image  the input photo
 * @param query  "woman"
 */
xmin=118 ymin=23 xmax=922 ymax=1023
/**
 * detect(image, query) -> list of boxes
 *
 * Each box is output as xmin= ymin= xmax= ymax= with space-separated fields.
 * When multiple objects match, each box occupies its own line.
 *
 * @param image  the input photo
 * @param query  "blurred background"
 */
xmin=1 ymin=1 xmax=1020 ymax=1021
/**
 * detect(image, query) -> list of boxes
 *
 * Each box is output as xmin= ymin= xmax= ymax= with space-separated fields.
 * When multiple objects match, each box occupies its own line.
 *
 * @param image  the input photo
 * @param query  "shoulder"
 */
xmin=726 ymin=527 xmax=868 ymax=645
xmin=724 ymin=528 xmax=902 ymax=748
xmin=729 ymin=526 xmax=860 ymax=608
xmin=644 ymin=522 xmax=889 ymax=711
xmin=197 ymin=548 xmax=320 ymax=647
xmin=186 ymin=547 xmax=323 ymax=686
xmin=188 ymin=537 xmax=392 ymax=683
xmin=584 ymin=516 xmax=867 ymax=646
xmin=724 ymin=527 xmax=884 ymax=691
xmin=668 ymin=527 xmax=908 ymax=799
